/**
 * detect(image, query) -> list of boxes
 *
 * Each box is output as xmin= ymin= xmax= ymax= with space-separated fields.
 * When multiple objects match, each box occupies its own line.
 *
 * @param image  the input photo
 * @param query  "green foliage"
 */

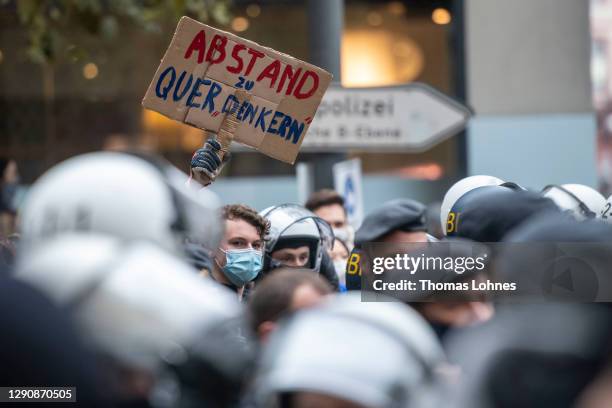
xmin=4 ymin=0 xmax=232 ymax=64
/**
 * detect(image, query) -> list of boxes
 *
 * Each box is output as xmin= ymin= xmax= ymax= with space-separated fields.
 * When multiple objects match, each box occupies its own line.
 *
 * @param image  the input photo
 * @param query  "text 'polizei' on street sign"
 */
xmin=300 ymin=83 xmax=472 ymax=152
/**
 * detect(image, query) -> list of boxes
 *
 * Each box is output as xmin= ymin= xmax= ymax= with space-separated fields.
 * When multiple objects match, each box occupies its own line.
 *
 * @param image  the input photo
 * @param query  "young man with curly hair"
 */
xmin=211 ymin=204 xmax=270 ymax=300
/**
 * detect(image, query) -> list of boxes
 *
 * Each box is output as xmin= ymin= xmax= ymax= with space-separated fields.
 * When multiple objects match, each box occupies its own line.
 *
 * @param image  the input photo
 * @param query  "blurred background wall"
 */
xmin=466 ymin=0 xmax=597 ymax=190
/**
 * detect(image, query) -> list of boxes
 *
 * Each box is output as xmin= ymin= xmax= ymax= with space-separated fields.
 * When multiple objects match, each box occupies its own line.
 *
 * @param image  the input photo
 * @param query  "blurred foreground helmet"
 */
xmin=20 ymin=152 xmax=223 ymax=255
xmin=542 ymin=184 xmax=606 ymax=221
xmin=255 ymin=293 xmax=445 ymax=408
xmin=446 ymin=304 xmax=612 ymax=408
xmin=496 ymin=212 xmax=612 ymax=302
xmin=17 ymin=234 xmax=252 ymax=407
xmin=17 ymin=234 xmax=240 ymax=372
xmin=259 ymin=204 xmax=334 ymax=273
xmin=445 ymin=185 xmax=550 ymax=242
xmin=440 ymin=175 xmax=505 ymax=234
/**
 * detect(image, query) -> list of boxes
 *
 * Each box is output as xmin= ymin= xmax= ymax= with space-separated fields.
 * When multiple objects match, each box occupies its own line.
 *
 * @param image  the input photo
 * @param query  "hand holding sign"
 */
xmin=190 ymin=89 xmax=249 ymax=185
xmin=190 ymin=138 xmax=229 ymax=186
xmin=143 ymin=17 xmax=333 ymax=165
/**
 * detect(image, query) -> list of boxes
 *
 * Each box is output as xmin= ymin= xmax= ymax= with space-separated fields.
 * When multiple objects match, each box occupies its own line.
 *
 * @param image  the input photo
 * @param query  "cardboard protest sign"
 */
xmin=142 ymin=16 xmax=333 ymax=164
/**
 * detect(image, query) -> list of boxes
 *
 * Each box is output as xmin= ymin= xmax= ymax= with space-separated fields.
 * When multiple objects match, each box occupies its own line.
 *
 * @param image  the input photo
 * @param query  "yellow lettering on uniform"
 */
xmin=347 ymin=252 xmax=361 ymax=276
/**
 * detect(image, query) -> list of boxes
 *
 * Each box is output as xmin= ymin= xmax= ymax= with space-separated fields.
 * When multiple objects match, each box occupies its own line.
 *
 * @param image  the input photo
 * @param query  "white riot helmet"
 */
xmin=16 ymin=233 xmax=240 ymax=373
xmin=259 ymin=204 xmax=334 ymax=273
xmin=19 ymin=152 xmax=223 ymax=255
xmin=542 ymin=184 xmax=606 ymax=221
xmin=255 ymin=293 xmax=446 ymax=408
xmin=440 ymin=175 xmax=505 ymax=234
xmin=602 ymin=194 xmax=612 ymax=221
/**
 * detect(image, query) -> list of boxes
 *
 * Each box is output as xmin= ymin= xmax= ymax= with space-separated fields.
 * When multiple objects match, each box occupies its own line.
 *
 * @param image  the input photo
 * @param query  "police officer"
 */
xmin=497 ymin=211 xmax=612 ymax=302
xmin=446 ymin=303 xmax=612 ymax=408
xmin=346 ymin=198 xmax=432 ymax=291
xmin=439 ymin=175 xmax=507 ymax=235
xmin=445 ymin=185 xmax=558 ymax=242
xmin=19 ymin=151 xmax=223 ymax=258
xmin=17 ymin=234 xmax=247 ymax=408
xmin=259 ymin=204 xmax=339 ymax=290
xmin=444 ymin=213 xmax=612 ymax=407
xmin=542 ymin=184 xmax=606 ymax=221
xmin=17 ymin=151 xmax=253 ymax=407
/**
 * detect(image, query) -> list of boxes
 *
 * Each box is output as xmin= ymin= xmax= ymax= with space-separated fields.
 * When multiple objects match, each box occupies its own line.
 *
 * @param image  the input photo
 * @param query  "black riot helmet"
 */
xmin=446 ymin=184 xmax=557 ymax=242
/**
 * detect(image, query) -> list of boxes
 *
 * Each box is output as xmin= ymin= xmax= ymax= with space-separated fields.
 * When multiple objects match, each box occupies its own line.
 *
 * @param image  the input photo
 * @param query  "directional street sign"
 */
xmin=301 ymin=83 xmax=473 ymax=152
xmin=333 ymin=158 xmax=364 ymax=228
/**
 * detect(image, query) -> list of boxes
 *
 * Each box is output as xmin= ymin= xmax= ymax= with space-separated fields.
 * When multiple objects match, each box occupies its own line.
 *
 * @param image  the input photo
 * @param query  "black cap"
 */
xmin=355 ymin=199 xmax=427 ymax=246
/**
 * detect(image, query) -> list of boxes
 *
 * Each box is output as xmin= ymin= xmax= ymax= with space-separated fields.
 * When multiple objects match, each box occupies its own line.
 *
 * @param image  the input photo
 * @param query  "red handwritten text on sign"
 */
xmin=183 ymin=31 xmax=320 ymax=100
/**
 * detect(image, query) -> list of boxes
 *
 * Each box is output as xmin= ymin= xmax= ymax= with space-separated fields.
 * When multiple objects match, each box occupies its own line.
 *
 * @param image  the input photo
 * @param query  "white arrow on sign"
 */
xmin=301 ymin=83 xmax=472 ymax=152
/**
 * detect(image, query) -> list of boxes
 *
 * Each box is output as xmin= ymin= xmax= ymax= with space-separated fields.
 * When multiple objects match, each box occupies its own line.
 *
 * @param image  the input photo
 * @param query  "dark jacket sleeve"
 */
xmin=319 ymin=251 xmax=340 ymax=292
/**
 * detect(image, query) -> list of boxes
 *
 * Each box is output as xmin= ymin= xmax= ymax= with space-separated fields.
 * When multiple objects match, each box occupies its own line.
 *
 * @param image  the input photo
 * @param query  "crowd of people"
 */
xmin=2 ymin=146 xmax=612 ymax=408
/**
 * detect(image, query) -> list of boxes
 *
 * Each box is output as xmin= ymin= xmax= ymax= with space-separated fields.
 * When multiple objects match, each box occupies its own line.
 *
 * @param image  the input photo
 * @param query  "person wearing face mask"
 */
xmin=330 ymin=237 xmax=350 ymax=291
xmin=305 ymin=189 xmax=354 ymax=248
xmin=211 ymin=204 xmax=269 ymax=300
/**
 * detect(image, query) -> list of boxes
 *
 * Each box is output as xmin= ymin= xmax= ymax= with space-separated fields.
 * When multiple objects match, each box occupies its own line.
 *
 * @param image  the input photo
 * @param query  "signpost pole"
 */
xmin=452 ymin=0 xmax=468 ymax=178
xmin=307 ymin=0 xmax=345 ymax=190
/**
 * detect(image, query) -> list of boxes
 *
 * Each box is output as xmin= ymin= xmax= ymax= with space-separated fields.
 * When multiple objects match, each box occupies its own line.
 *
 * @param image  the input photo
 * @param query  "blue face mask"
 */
xmin=221 ymin=248 xmax=263 ymax=287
